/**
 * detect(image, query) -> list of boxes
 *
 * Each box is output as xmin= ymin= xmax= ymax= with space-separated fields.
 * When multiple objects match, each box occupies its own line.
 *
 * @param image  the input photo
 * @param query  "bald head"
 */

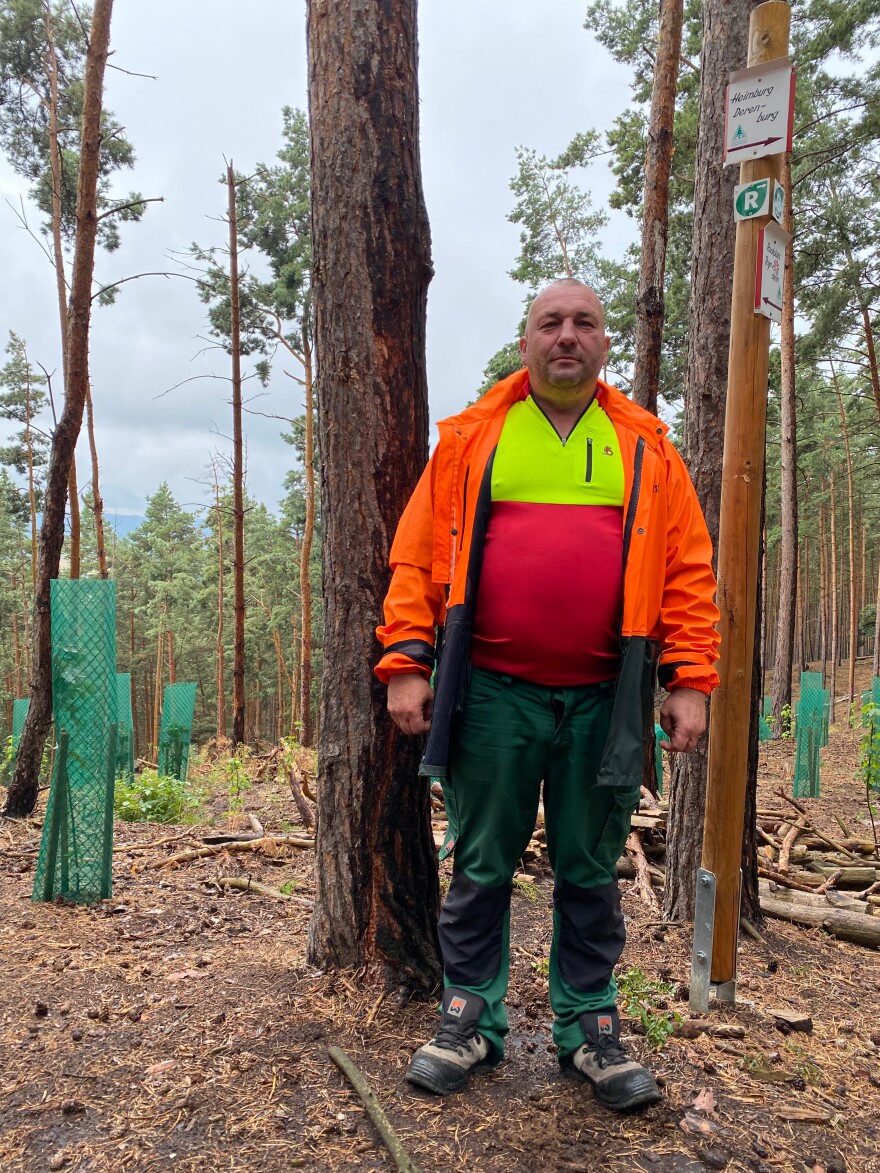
xmin=519 ymin=280 xmax=610 ymax=412
xmin=525 ymin=280 xmax=606 ymax=334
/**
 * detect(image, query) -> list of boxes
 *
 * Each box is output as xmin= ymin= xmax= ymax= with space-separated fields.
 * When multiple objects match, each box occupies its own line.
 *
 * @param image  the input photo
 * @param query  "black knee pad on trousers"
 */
xmin=554 ymin=878 xmax=626 ymax=992
xmin=439 ymin=868 xmax=513 ymax=985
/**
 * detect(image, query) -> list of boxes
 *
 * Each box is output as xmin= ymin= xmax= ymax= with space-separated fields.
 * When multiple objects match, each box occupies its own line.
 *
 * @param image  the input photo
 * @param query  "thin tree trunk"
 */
xmin=153 ymin=624 xmax=164 ymax=755
xmin=167 ymin=630 xmax=176 ymax=685
xmin=873 ymin=552 xmax=880 ymax=678
xmin=299 ymin=336 xmax=316 ymax=746
xmin=771 ymin=157 xmax=797 ymax=734
xmin=830 ymin=360 xmax=857 ymax=723
xmin=290 ymin=608 xmax=301 ymax=736
xmin=227 ymin=164 xmax=246 ymax=748
xmin=829 ymin=465 xmax=839 ymax=723
xmin=12 ymin=612 xmax=22 ymax=697
xmin=44 ymin=4 xmax=82 ymax=579
xmin=663 ymin=0 xmax=757 ymax=922
xmin=24 ymin=353 xmax=38 ymax=592
xmin=4 ymin=0 xmax=115 ymax=817
xmin=212 ymin=463 xmax=227 ymax=741
xmin=84 ymin=384 xmax=108 ymax=578
xmin=631 ymin=0 xmax=684 ymax=415
xmin=129 ymin=588 xmax=138 ymax=758
xmin=306 ymin=0 xmax=440 ymax=989
xmin=819 ymin=500 xmax=828 ymax=681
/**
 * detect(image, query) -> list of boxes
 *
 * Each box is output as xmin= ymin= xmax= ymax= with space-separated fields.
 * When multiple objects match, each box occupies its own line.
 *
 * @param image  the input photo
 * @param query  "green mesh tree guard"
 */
xmin=793 ymin=671 xmax=825 ymax=798
xmin=157 ymin=682 xmax=197 ymax=781
xmin=759 ymin=696 xmax=772 ymax=742
xmin=115 ymin=673 xmax=136 ymax=781
xmin=11 ymin=697 xmax=28 ymax=761
xmin=33 ymin=580 xmax=117 ymax=904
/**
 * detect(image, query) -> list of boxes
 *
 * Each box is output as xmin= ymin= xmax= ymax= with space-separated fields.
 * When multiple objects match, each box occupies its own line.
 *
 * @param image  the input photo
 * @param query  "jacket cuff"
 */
xmin=659 ymin=662 xmax=720 ymax=694
xmin=375 ymin=651 xmax=434 ymax=685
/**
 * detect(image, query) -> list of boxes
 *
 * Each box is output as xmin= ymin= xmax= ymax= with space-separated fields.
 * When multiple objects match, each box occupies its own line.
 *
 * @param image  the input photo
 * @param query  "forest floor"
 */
xmin=2 ymin=668 xmax=880 ymax=1173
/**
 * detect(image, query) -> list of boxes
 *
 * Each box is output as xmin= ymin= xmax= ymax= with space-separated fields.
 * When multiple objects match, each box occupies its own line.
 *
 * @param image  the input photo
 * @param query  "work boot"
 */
xmin=561 ymin=1008 xmax=661 ymax=1112
xmin=406 ymin=988 xmax=500 ymax=1095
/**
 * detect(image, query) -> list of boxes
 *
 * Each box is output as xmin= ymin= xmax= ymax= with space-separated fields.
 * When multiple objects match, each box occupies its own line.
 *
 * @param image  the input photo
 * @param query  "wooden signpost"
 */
xmin=690 ymin=1 xmax=792 ymax=1013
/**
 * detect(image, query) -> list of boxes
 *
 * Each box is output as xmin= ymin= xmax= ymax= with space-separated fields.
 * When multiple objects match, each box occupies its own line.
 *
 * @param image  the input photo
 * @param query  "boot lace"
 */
xmin=433 ymin=1020 xmax=478 ymax=1056
xmin=583 ymin=1033 xmax=629 ymax=1069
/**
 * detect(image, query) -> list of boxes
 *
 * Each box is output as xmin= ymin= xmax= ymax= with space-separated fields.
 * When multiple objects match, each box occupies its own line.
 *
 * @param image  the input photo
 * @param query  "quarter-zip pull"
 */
xmin=585 ymin=437 xmax=593 ymax=483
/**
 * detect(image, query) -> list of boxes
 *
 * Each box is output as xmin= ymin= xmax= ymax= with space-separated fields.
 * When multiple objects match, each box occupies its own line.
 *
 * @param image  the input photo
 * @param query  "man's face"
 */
xmin=519 ymin=284 xmax=611 ymax=402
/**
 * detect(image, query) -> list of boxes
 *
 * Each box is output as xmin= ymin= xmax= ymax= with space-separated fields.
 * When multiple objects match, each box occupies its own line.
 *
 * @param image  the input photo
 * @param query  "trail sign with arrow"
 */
xmin=724 ymin=57 xmax=795 ymax=164
xmin=754 ymin=222 xmax=790 ymax=323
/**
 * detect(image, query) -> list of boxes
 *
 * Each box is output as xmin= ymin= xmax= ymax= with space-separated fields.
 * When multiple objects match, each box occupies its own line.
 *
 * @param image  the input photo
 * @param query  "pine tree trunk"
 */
xmin=663 ymin=0 xmax=757 ymax=922
xmin=24 ymin=361 xmax=38 ymax=592
xmin=228 ymin=165 xmax=246 ymax=749
xmin=631 ymin=0 xmax=684 ymax=415
xmin=831 ymin=361 xmax=857 ymax=723
xmin=819 ymin=500 xmax=828 ymax=681
xmin=44 ymin=5 xmax=81 ymax=580
xmin=771 ymin=158 xmax=797 ymax=734
xmin=153 ymin=624 xmax=164 ymax=755
xmin=306 ymin=0 xmax=440 ymax=990
xmin=829 ymin=465 xmax=839 ymax=723
xmin=873 ymin=552 xmax=880 ymax=678
xmin=299 ymin=336 xmax=316 ymax=747
xmin=213 ymin=465 xmax=227 ymax=741
xmin=85 ymin=384 xmax=108 ymax=578
xmin=4 ymin=0 xmax=115 ymax=817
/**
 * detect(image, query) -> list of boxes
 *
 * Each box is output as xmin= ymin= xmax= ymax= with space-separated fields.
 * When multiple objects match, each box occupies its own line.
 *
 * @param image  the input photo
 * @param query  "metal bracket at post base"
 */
xmin=689 ymin=868 xmax=742 ymax=1013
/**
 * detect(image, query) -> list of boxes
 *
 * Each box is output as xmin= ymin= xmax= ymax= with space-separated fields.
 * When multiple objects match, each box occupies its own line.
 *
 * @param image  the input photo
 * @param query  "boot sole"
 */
xmin=561 ymin=1062 xmax=662 ymax=1112
xmin=406 ymin=1055 xmax=501 ymax=1096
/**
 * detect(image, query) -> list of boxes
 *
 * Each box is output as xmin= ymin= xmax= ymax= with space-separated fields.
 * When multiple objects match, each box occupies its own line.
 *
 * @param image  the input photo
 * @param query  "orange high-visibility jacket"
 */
xmin=376 ymin=369 xmax=721 ymax=786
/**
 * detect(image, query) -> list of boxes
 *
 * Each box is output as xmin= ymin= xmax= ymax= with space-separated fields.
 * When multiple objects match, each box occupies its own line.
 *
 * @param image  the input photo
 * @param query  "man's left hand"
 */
xmin=658 ymin=688 xmax=707 ymax=753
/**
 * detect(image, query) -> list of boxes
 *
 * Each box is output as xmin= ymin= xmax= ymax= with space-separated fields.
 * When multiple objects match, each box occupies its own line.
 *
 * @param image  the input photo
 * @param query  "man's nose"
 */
xmin=557 ymin=317 xmax=577 ymax=344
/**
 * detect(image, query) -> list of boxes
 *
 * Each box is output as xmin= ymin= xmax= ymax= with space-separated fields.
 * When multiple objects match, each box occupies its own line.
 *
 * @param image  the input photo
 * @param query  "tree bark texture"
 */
xmin=306 ymin=0 xmax=440 ymax=992
xmin=631 ymin=0 xmax=684 ymax=415
xmin=663 ymin=0 xmax=756 ymax=922
xmin=4 ymin=0 xmax=115 ymax=817
xmin=227 ymin=165 xmax=247 ymax=748
xmin=770 ymin=157 xmax=797 ymax=736
xmin=829 ymin=466 xmax=839 ymax=722
xmin=85 ymin=384 xmax=109 ymax=579
xmin=831 ymin=360 xmax=857 ymax=721
xmin=299 ymin=337 xmax=316 ymax=747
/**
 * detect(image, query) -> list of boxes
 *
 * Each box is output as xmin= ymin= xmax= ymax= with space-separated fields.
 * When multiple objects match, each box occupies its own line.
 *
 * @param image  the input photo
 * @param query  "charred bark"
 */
xmin=306 ymin=0 xmax=440 ymax=992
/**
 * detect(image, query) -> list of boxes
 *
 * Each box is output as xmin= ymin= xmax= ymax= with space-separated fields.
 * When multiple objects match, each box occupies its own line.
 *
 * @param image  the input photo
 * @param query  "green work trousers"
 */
xmin=439 ymin=666 xmax=640 ymax=1061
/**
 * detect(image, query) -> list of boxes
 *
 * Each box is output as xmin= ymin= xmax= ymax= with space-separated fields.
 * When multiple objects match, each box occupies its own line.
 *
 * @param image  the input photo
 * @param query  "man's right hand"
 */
xmin=387 ymin=673 xmax=434 ymax=736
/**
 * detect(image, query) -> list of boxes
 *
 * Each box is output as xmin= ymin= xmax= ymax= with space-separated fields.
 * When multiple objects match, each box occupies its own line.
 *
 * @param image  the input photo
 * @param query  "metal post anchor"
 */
xmin=688 ymin=868 xmax=742 ymax=1013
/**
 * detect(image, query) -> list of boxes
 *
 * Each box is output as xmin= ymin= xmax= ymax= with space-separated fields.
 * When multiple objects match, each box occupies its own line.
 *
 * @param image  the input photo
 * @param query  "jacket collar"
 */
xmin=440 ymin=369 xmax=669 ymax=448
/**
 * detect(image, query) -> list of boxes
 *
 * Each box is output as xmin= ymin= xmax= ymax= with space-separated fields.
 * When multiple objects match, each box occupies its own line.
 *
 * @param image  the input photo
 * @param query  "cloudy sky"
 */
xmin=0 ymin=0 xmax=637 ymax=522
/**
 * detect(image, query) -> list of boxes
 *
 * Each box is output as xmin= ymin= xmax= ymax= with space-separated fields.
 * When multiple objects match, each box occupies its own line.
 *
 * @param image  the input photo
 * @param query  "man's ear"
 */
xmin=519 ymin=336 xmax=528 ymax=362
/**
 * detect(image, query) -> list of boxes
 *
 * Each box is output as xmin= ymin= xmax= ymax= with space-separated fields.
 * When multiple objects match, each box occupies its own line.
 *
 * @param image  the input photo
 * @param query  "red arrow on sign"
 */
xmin=728 ymin=136 xmax=783 ymax=154
xmin=763 ymin=296 xmax=782 ymax=312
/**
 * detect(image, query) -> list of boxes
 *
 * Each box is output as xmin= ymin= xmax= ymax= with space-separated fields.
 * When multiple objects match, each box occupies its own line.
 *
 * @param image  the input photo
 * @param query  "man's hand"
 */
xmin=387 ymin=673 xmax=434 ymax=736
xmin=658 ymin=688 xmax=707 ymax=753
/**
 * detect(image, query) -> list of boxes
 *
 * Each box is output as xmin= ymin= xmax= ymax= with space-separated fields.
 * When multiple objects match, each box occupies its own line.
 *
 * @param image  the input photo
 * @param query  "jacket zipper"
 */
xmin=458 ymin=466 xmax=470 ymax=551
xmin=585 ymin=437 xmax=593 ymax=483
xmin=621 ymin=436 xmax=645 ymax=580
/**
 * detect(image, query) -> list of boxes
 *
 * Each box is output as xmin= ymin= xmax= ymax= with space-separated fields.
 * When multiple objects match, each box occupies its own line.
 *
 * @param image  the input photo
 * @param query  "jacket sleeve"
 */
xmin=375 ymin=455 xmax=447 ymax=684
xmin=656 ymin=440 xmax=721 ymax=694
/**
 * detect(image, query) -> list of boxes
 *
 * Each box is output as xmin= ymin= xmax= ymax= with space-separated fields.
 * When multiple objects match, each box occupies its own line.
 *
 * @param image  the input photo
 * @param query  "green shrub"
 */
xmin=114 ymin=768 xmax=199 ymax=824
xmin=617 ymin=967 xmax=681 ymax=1049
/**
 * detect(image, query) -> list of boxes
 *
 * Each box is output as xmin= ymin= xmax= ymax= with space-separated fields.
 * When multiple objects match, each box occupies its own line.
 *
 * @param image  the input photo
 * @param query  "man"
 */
xmin=375 ymin=280 xmax=720 ymax=1112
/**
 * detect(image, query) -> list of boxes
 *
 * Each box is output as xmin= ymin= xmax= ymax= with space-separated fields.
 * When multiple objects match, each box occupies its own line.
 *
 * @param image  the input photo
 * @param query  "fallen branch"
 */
xmin=760 ymin=891 xmax=880 ymax=948
xmin=247 ymin=813 xmax=265 ymax=836
xmin=774 ymin=789 xmax=858 ymax=860
xmin=113 ymin=831 xmax=198 ymax=854
xmin=155 ymin=834 xmax=314 ymax=868
xmin=758 ymin=865 xmax=821 ymax=893
xmin=213 ymin=876 xmax=313 ymax=907
xmin=778 ymin=819 xmax=806 ymax=873
xmin=288 ymin=764 xmax=315 ymax=830
xmin=328 ymin=1046 xmax=422 ymax=1173
xmin=625 ymin=831 xmax=661 ymax=912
